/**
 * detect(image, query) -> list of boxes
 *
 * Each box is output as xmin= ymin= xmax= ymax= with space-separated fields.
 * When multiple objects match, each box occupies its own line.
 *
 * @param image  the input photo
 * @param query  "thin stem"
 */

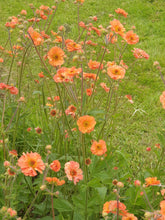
xmin=5 ymin=103 xmax=20 ymax=132
xmin=77 ymin=5 xmax=80 ymax=35
xmin=51 ymin=185 xmax=55 ymax=220
xmin=81 ymin=133 xmax=88 ymax=220
xmin=81 ymin=64 xmax=84 ymax=115
xmin=1 ymin=92 xmax=7 ymax=160
xmin=45 ymin=4 xmax=58 ymax=33
xmin=22 ymin=191 xmax=39 ymax=220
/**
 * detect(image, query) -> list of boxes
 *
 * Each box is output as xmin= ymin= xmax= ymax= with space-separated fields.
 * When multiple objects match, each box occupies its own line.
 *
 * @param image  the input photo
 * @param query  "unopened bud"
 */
xmin=46 ymin=145 xmax=52 ymax=150
xmin=40 ymin=185 xmax=47 ymax=191
xmin=117 ymin=182 xmax=124 ymax=188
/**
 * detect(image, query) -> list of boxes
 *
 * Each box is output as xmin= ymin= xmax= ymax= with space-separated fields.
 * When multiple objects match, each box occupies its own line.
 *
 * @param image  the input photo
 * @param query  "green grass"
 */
xmin=1 ymin=0 xmax=165 ymax=173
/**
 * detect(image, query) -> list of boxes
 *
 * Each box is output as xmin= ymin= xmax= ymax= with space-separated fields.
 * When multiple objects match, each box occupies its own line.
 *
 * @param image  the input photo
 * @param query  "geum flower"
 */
xmin=0 ymin=83 xmax=18 ymax=95
xmin=160 ymin=91 xmax=165 ymax=109
xmin=110 ymin=19 xmax=125 ymax=37
xmin=103 ymin=200 xmax=128 ymax=216
xmin=65 ymin=105 xmax=77 ymax=117
xmin=91 ymin=140 xmax=107 ymax=156
xmin=122 ymin=213 xmax=138 ymax=220
xmin=88 ymin=59 xmax=103 ymax=70
xmin=45 ymin=177 xmax=65 ymax=186
xmin=18 ymin=152 xmax=45 ymax=177
xmin=132 ymin=48 xmax=149 ymax=59
xmin=53 ymin=67 xmax=81 ymax=83
xmin=107 ymin=65 xmax=126 ymax=80
xmin=115 ymin=8 xmax=128 ymax=18
xmin=124 ymin=30 xmax=139 ymax=45
xmin=65 ymin=161 xmax=83 ymax=185
xmin=65 ymin=39 xmax=82 ymax=52
xmin=50 ymin=160 xmax=61 ymax=172
xmin=77 ymin=115 xmax=96 ymax=134
xmin=47 ymin=46 xmax=65 ymax=67
xmin=27 ymin=27 xmax=44 ymax=46
xmin=145 ymin=177 xmax=161 ymax=186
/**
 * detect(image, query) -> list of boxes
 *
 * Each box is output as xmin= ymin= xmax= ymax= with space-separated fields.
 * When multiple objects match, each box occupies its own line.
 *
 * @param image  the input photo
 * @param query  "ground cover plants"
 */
xmin=1 ymin=0 xmax=165 ymax=219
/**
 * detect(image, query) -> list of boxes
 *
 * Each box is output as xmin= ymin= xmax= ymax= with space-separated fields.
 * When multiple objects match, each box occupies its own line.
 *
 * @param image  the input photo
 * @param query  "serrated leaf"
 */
xmin=96 ymin=187 xmax=107 ymax=202
xmin=53 ymin=199 xmax=73 ymax=212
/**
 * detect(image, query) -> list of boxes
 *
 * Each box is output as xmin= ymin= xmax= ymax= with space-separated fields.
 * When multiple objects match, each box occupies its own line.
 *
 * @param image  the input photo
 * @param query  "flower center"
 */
xmin=28 ymin=159 xmax=36 ymax=168
xmin=70 ymin=169 xmax=77 ymax=176
xmin=96 ymin=145 xmax=102 ymax=150
xmin=53 ymin=54 xmax=59 ymax=60
xmin=83 ymin=121 xmax=89 ymax=127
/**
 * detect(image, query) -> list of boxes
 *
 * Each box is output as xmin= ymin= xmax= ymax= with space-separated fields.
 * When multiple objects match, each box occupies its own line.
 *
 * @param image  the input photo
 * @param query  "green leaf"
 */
xmin=32 ymin=91 xmax=42 ymax=95
xmin=87 ymin=178 xmax=102 ymax=187
xmin=53 ymin=199 xmax=73 ymax=212
xmin=96 ymin=187 xmax=107 ymax=202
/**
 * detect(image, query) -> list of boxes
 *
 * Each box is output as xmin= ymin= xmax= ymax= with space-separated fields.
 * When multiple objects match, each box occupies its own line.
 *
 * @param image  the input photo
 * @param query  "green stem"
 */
xmin=81 ymin=134 xmax=88 ymax=219
xmin=22 ymin=191 xmax=39 ymax=220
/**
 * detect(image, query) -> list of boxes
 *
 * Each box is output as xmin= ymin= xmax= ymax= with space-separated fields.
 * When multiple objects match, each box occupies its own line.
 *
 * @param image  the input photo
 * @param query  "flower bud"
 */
xmin=40 ymin=185 xmax=47 ymax=191
xmin=117 ymin=182 xmax=124 ymax=188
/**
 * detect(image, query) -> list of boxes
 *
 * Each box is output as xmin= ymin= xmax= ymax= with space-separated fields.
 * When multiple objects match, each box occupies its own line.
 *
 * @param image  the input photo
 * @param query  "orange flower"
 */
xmin=64 ymin=161 xmax=83 ymax=185
xmin=110 ymin=19 xmax=125 ymax=37
xmin=115 ymin=8 xmax=128 ymax=18
xmin=65 ymin=105 xmax=76 ymax=117
xmin=45 ymin=177 xmax=65 ymax=186
xmin=0 ymin=58 xmax=4 ymax=63
xmin=132 ymin=48 xmax=149 ymax=59
xmin=91 ymin=26 xmax=101 ymax=36
xmin=88 ymin=59 xmax=103 ymax=70
xmin=8 ymin=168 xmax=16 ymax=176
xmin=91 ymin=140 xmax=107 ymax=156
xmin=50 ymin=109 xmax=57 ymax=117
xmin=86 ymin=88 xmax=93 ymax=96
xmin=160 ymin=91 xmax=165 ymax=109
xmin=21 ymin=10 xmax=27 ymax=15
xmin=155 ymin=143 xmax=161 ymax=149
xmin=125 ymin=95 xmax=133 ymax=104
xmin=18 ymin=152 xmax=45 ymax=177
xmin=106 ymin=32 xmax=117 ymax=44
xmin=100 ymin=82 xmax=110 ymax=92
xmin=79 ymin=21 xmax=87 ymax=29
xmin=7 ymin=208 xmax=17 ymax=217
xmin=38 ymin=72 xmax=44 ymax=78
xmin=83 ymin=73 xmax=97 ymax=80
xmin=160 ymin=200 xmax=165 ymax=216
xmin=145 ymin=177 xmax=161 ymax=186
xmin=76 ymin=0 xmax=84 ymax=3
xmin=120 ymin=60 xmax=128 ymax=69
xmin=77 ymin=115 xmax=96 ymax=134
xmin=28 ymin=27 xmax=44 ymax=46
xmin=53 ymin=67 xmax=81 ymax=83
xmin=50 ymin=160 xmax=61 ymax=172
xmin=9 ymin=149 xmax=18 ymax=157
xmin=122 ymin=213 xmax=137 ymax=220
xmin=66 ymin=39 xmax=82 ymax=52
xmin=47 ymin=47 xmax=65 ymax=67
xmin=124 ymin=31 xmax=139 ymax=45
xmin=103 ymin=200 xmax=127 ymax=216
xmin=107 ymin=65 xmax=126 ymax=80
xmin=161 ymin=189 xmax=165 ymax=196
